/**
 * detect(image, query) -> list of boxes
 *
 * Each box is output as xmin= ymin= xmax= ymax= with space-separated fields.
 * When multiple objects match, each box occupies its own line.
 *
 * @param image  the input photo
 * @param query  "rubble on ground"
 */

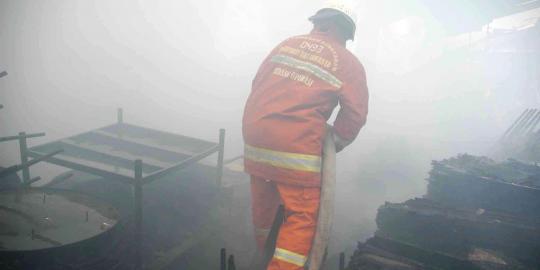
xmin=347 ymin=154 xmax=540 ymax=270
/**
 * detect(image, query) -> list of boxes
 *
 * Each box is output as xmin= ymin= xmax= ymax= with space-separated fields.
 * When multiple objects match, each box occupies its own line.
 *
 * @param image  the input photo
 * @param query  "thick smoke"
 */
xmin=1 ymin=0 xmax=538 ymax=263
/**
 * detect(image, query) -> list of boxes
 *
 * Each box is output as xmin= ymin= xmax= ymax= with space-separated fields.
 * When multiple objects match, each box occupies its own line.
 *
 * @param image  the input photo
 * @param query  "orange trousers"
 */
xmin=251 ymin=176 xmax=320 ymax=270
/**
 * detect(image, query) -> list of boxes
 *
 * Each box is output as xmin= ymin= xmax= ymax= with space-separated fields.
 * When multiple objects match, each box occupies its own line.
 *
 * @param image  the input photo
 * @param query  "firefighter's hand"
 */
xmin=326 ymin=124 xmax=345 ymax=153
xmin=335 ymin=142 xmax=345 ymax=153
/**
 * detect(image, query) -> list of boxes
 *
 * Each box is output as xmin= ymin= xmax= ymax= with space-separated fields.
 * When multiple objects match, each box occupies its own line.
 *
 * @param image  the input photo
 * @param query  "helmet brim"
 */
xmin=308 ymin=9 xmax=344 ymax=22
xmin=309 ymin=9 xmax=356 ymax=40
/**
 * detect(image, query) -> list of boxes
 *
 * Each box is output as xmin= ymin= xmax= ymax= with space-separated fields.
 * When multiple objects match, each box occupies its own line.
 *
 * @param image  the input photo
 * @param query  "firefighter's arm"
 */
xmin=332 ymin=64 xmax=369 ymax=152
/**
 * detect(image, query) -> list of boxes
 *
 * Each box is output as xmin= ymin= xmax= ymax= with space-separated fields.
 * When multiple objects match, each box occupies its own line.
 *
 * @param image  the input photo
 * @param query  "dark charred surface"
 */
xmin=348 ymin=155 xmax=540 ymax=270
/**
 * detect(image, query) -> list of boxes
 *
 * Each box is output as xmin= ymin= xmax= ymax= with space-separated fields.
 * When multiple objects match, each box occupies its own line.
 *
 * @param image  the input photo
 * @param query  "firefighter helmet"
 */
xmin=309 ymin=0 xmax=357 ymax=40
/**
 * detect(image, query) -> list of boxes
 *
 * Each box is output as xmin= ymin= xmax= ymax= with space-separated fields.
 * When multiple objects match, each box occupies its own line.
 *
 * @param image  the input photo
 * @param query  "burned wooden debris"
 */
xmin=377 ymin=198 xmax=540 ymax=267
xmin=347 ymin=154 xmax=540 ymax=270
xmin=348 ymin=238 xmax=428 ymax=270
xmin=427 ymin=154 xmax=540 ymax=218
xmin=348 ymin=235 xmax=528 ymax=270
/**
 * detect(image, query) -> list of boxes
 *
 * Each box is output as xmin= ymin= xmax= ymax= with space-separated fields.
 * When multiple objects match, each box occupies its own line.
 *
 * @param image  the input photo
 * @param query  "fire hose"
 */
xmin=307 ymin=129 xmax=336 ymax=270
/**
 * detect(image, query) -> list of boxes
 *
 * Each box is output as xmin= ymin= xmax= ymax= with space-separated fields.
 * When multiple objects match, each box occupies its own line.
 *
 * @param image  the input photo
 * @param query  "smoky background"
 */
xmin=1 ymin=0 xmax=539 ymax=263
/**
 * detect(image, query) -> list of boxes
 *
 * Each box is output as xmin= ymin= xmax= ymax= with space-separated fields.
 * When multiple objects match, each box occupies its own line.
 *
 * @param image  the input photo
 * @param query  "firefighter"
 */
xmin=242 ymin=1 xmax=368 ymax=269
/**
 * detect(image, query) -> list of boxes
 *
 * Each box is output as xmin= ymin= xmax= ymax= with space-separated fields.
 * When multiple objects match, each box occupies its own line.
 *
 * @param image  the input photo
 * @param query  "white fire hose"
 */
xmin=308 ymin=130 xmax=337 ymax=270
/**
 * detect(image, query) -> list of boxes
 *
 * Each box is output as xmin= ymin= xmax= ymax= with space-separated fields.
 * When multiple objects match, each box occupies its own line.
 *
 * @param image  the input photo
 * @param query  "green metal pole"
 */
xmin=118 ymin=108 xmax=123 ymax=124
xmin=18 ymin=132 xmax=30 ymax=184
xmin=217 ymin=129 xmax=225 ymax=187
xmin=134 ymin=159 xmax=143 ymax=270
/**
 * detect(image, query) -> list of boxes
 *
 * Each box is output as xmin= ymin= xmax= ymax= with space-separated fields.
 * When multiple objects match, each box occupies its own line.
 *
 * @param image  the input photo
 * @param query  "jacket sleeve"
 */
xmin=332 ymin=61 xmax=369 ymax=149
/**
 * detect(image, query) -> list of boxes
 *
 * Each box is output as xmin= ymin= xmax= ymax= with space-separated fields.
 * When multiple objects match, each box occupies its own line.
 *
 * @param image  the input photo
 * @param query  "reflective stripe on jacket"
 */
xmin=243 ymin=31 xmax=369 ymax=187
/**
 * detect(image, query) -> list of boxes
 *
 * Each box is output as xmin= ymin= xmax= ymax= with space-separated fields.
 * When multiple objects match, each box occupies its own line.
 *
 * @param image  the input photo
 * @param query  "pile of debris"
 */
xmin=347 ymin=154 xmax=540 ymax=270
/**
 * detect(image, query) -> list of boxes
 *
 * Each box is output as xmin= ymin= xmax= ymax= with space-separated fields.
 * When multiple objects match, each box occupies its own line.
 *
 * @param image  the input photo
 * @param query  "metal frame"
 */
xmin=0 ymin=132 xmax=46 ymax=143
xmin=0 ymin=149 xmax=62 ymax=179
xmin=25 ymin=109 xmax=226 ymax=269
xmin=0 ymin=70 xmax=6 ymax=109
xmin=0 ymin=131 xmax=56 ymax=186
xmin=501 ymin=108 xmax=540 ymax=142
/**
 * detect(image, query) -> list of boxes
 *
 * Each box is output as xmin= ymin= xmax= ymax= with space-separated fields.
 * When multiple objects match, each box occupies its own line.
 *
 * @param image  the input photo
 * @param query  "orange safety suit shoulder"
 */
xmin=243 ymin=31 xmax=369 ymax=187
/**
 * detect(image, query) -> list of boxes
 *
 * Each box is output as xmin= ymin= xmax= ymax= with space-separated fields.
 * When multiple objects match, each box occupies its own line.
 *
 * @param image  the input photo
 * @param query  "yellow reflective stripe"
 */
xmin=274 ymin=248 xmax=307 ymax=266
xmin=244 ymin=144 xmax=321 ymax=173
xmin=271 ymin=54 xmax=343 ymax=88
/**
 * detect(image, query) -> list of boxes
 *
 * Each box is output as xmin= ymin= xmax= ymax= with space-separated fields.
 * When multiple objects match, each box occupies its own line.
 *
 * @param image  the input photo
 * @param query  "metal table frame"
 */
xmin=26 ymin=109 xmax=226 ymax=269
xmin=0 ymin=70 xmax=6 ymax=109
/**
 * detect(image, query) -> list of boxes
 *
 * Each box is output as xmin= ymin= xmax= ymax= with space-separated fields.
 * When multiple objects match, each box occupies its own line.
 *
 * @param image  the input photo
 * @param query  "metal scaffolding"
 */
xmin=25 ymin=108 xmax=226 ymax=269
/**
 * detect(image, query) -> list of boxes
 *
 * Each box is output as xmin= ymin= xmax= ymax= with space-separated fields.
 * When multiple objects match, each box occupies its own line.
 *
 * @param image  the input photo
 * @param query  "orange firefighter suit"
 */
xmin=243 ymin=30 xmax=368 ymax=270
